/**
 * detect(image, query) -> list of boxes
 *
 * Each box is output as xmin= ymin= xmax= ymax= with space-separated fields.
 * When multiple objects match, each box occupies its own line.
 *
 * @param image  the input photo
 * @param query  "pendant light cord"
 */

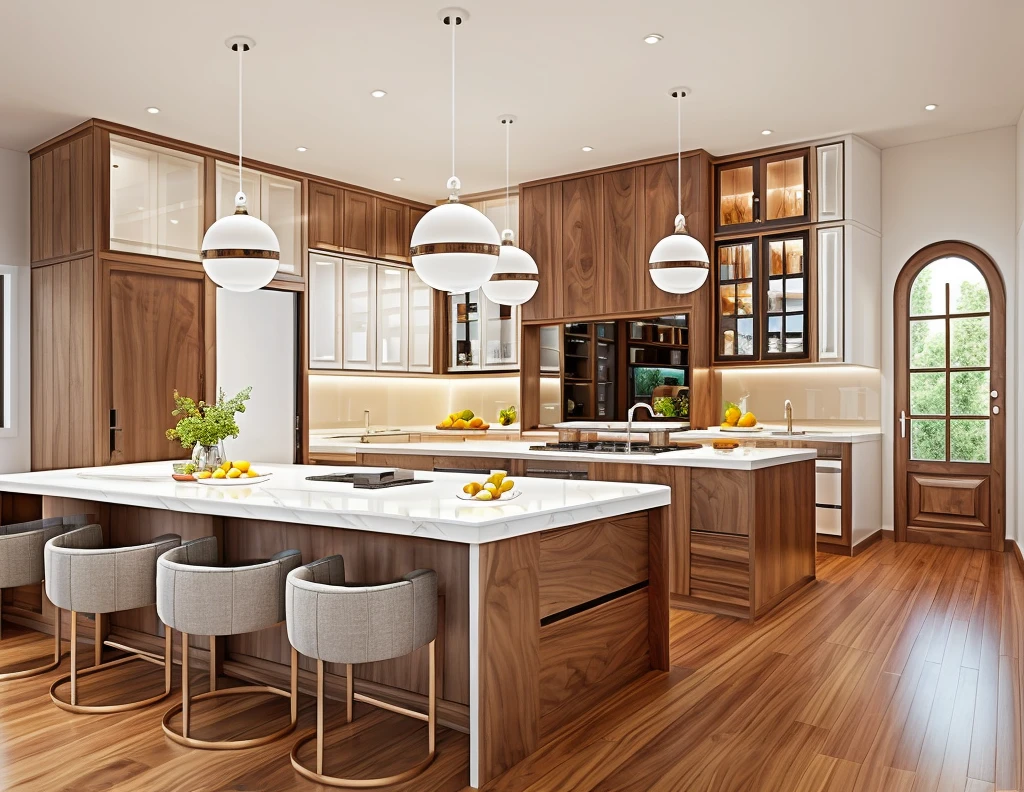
xmin=676 ymin=90 xmax=682 ymax=217
xmin=505 ymin=120 xmax=510 ymax=232
xmin=237 ymin=43 xmax=244 ymax=196
xmin=450 ymin=19 xmax=456 ymax=182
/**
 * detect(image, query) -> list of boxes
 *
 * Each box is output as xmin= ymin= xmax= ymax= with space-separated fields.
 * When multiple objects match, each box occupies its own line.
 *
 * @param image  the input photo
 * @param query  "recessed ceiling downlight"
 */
xmin=925 ymin=104 xmax=938 ymax=111
xmin=644 ymin=33 xmax=663 ymax=44
xmin=761 ymin=129 xmax=773 ymax=136
xmin=371 ymin=89 xmax=387 ymax=98
xmin=296 ymin=146 xmax=307 ymax=152
xmin=146 ymin=107 xmax=160 ymax=114
xmin=581 ymin=146 xmax=594 ymax=152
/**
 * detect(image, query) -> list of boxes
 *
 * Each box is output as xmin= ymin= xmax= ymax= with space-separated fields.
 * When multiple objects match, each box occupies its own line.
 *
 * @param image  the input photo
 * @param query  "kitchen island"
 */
xmin=346 ymin=441 xmax=818 ymax=623
xmin=0 ymin=462 xmax=670 ymax=789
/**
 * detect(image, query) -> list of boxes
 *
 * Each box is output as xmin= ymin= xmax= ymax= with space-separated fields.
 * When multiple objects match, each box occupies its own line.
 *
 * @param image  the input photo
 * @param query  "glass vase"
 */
xmin=191 ymin=441 xmax=226 ymax=473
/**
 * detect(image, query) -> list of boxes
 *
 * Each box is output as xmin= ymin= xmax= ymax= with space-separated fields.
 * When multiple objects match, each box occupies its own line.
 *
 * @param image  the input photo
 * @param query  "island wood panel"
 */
xmin=519 ymin=325 xmax=543 ymax=430
xmin=343 ymin=191 xmax=376 ymax=257
xmin=688 ymin=531 xmax=750 ymax=609
xmin=751 ymin=459 xmax=816 ymax=617
xmin=537 ymin=587 xmax=650 ymax=741
xmin=375 ymin=198 xmax=410 ymax=263
xmin=689 ymin=467 xmax=752 ymax=535
xmin=561 ymin=174 xmax=603 ymax=317
xmin=601 ymin=168 xmax=639 ymax=315
xmin=221 ymin=518 xmax=470 ymax=707
xmin=477 ymin=533 xmax=541 ymax=785
xmin=30 ymin=257 xmax=95 ymax=471
xmin=308 ymin=180 xmax=343 ymax=250
xmin=519 ymin=181 xmax=563 ymax=322
xmin=104 ymin=263 xmax=205 ymax=464
xmin=537 ymin=513 xmax=649 ymax=618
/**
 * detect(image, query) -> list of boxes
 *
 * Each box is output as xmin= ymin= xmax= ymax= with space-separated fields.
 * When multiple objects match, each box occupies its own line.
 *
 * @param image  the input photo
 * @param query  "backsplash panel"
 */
xmin=717 ymin=366 xmax=882 ymax=423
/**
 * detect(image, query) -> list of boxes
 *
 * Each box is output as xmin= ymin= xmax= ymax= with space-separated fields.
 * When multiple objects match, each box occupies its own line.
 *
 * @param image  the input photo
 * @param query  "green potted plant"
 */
xmin=166 ymin=386 xmax=252 ymax=473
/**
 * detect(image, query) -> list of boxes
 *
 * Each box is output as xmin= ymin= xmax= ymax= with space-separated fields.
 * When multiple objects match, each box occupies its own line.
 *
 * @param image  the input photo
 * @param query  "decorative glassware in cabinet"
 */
xmin=450 ymin=291 xmax=481 ymax=369
xmin=716 ymin=160 xmax=758 ymax=232
xmin=716 ymin=239 xmax=758 ymax=360
xmin=762 ymin=151 xmax=809 ymax=226
xmin=763 ymin=232 xmax=808 ymax=359
xmin=484 ymin=298 xmax=518 ymax=368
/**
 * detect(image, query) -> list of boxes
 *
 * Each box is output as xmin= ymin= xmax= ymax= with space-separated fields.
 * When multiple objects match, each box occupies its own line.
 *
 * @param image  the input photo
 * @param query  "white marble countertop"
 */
xmin=677 ymin=426 xmax=883 ymax=444
xmin=0 ymin=462 xmax=669 ymax=545
xmin=349 ymin=440 xmax=817 ymax=470
xmin=552 ymin=421 xmax=689 ymax=431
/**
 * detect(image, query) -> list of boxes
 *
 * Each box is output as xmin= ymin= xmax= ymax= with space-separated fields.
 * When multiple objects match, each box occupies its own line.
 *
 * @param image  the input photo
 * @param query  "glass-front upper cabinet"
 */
xmin=308 ymin=252 xmax=344 ymax=369
xmin=376 ymin=265 xmax=409 ymax=371
xmin=762 ymin=231 xmax=809 ymax=360
xmin=715 ymin=149 xmax=809 ymax=233
xmin=408 ymin=270 xmax=434 ymax=373
xmin=215 ymin=162 xmax=302 ymax=277
xmin=342 ymin=260 xmax=376 ymax=370
xmin=449 ymin=290 xmax=519 ymax=371
xmin=715 ymin=238 xmax=758 ymax=361
xmin=109 ymin=135 xmax=204 ymax=261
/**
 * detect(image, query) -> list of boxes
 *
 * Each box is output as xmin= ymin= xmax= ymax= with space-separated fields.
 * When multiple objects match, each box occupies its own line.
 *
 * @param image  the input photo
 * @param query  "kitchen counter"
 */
xmin=317 ymin=439 xmax=817 ymax=470
xmin=678 ymin=425 xmax=882 ymax=444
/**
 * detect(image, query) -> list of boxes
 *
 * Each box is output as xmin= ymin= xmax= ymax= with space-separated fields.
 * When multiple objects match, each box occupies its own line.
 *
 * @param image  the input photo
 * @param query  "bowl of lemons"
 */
xmin=195 ymin=460 xmax=272 ymax=486
xmin=456 ymin=470 xmax=521 ymax=503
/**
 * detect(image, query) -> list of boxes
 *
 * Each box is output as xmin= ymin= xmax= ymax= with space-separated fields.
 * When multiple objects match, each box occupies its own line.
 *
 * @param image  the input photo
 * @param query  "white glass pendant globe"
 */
xmin=482 ymin=230 xmax=539 ymax=306
xmin=410 ymin=180 xmax=500 ymax=293
xmin=202 ymin=192 xmax=280 ymax=292
xmin=648 ymin=213 xmax=709 ymax=294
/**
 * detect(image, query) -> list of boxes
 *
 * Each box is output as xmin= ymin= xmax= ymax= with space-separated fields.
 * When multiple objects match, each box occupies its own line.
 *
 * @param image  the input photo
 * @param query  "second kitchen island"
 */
xmin=350 ymin=441 xmax=818 ymax=622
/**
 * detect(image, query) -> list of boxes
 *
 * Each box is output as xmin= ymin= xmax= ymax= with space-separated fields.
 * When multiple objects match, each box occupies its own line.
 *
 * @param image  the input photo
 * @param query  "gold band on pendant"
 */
xmin=202 ymin=249 xmax=281 ymax=260
xmin=410 ymin=242 xmax=501 ymax=257
xmin=650 ymin=260 xmax=709 ymax=270
xmin=490 ymin=272 xmax=539 ymax=282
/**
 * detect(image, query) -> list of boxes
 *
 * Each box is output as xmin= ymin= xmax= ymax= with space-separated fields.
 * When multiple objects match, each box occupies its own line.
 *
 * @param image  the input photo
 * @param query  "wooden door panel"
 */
xmin=343 ymin=192 xmax=375 ymax=257
xmin=308 ymin=181 xmax=342 ymax=250
xmin=108 ymin=267 xmax=204 ymax=464
xmin=908 ymin=473 xmax=989 ymax=530
xmin=520 ymin=182 xmax=562 ymax=322
xmin=561 ymin=175 xmax=602 ymax=317
xmin=601 ymin=169 xmax=638 ymax=314
xmin=375 ymin=198 xmax=409 ymax=263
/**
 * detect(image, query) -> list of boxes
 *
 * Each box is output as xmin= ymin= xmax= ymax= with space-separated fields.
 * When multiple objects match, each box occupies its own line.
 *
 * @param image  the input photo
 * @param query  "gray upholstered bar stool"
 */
xmin=44 ymin=524 xmax=180 ymax=713
xmin=0 ymin=514 xmax=93 ymax=681
xmin=286 ymin=556 xmax=438 ymax=788
xmin=156 ymin=536 xmax=301 ymax=750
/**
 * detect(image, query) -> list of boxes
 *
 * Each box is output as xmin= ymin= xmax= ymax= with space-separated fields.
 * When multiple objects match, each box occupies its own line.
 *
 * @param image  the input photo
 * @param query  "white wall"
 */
xmin=1015 ymin=110 xmax=1024 ymax=548
xmin=881 ymin=127 xmax=1019 ymax=544
xmin=0 ymin=148 xmax=30 ymax=474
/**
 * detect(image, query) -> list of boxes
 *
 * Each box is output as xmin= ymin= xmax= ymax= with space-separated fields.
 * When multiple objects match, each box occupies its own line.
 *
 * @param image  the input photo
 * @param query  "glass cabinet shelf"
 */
xmin=715 ymin=149 xmax=810 ymax=234
xmin=715 ymin=239 xmax=759 ymax=360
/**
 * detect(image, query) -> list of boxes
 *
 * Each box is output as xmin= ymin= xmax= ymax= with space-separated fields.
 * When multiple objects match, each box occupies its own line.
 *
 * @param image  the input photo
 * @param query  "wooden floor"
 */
xmin=0 ymin=538 xmax=1021 ymax=792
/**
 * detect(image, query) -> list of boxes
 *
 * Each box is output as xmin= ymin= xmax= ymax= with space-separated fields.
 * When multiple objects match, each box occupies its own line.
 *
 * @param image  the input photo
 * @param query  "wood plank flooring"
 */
xmin=0 ymin=538 xmax=1020 ymax=792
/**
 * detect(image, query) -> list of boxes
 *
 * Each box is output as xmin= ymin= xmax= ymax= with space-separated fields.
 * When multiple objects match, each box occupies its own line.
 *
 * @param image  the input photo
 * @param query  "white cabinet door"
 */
xmin=482 ymin=294 xmax=519 ymax=369
xmin=261 ymin=174 xmax=302 ymax=275
xmin=376 ymin=264 xmax=408 ymax=371
xmin=216 ymin=161 xmax=261 ymax=220
xmin=342 ymin=260 xmax=376 ymax=370
xmin=816 ymin=143 xmax=844 ymax=223
xmin=109 ymin=136 xmax=203 ymax=262
xmin=816 ymin=226 xmax=844 ymax=361
xmin=408 ymin=270 xmax=434 ymax=372
xmin=308 ymin=252 xmax=344 ymax=369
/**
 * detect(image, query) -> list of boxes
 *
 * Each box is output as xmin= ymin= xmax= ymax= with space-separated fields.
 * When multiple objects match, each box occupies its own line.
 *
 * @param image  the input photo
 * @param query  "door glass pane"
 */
xmin=768 ymin=240 xmax=785 ymax=276
xmin=785 ymin=238 xmax=804 ymax=274
xmin=785 ymin=314 xmax=804 ymax=354
xmin=719 ymin=165 xmax=754 ymax=227
xmin=718 ymin=243 xmax=752 ymax=280
xmin=736 ymin=282 xmax=753 ymax=315
xmin=950 ymin=420 xmax=989 ymax=463
xmin=309 ymin=259 xmax=337 ymax=362
xmin=910 ymin=256 xmax=990 ymax=315
xmin=909 ymin=319 xmax=945 ymax=368
xmin=736 ymin=318 xmax=754 ymax=355
xmin=950 ymin=371 xmax=989 ymax=416
xmin=949 ymin=316 xmax=990 ymax=367
xmin=910 ymin=372 xmax=946 ymax=415
xmin=450 ymin=291 xmax=480 ymax=368
xmin=910 ymin=419 xmax=946 ymax=461
xmin=764 ymin=156 xmax=805 ymax=221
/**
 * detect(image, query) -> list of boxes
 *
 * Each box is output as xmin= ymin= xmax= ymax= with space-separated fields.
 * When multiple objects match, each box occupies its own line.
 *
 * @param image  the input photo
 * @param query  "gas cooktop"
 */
xmin=528 ymin=441 xmax=700 ymax=455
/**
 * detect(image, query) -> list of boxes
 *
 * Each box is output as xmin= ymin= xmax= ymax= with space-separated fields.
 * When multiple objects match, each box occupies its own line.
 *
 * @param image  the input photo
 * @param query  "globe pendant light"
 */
xmin=649 ymin=87 xmax=709 ymax=294
xmin=201 ymin=36 xmax=280 ymax=293
xmin=410 ymin=8 xmax=500 ymax=293
xmin=482 ymin=115 xmax=539 ymax=306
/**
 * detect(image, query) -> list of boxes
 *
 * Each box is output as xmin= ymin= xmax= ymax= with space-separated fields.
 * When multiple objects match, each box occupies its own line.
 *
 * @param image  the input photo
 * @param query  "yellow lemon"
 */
xmin=220 ymin=460 xmax=232 ymax=473
xmin=246 ymin=470 xmax=259 ymax=478
xmin=234 ymin=460 xmax=250 ymax=473
xmin=474 ymin=490 xmax=493 ymax=501
xmin=227 ymin=467 xmax=242 ymax=479
xmin=500 ymin=479 xmax=515 ymax=493
xmin=212 ymin=469 xmax=227 ymax=479
xmin=441 ymin=417 xmax=454 ymax=428
xmin=724 ymin=406 xmax=741 ymax=426
xmin=738 ymin=412 xmax=757 ymax=428
xmin=197 ymin=470 xmax=213 ymax=480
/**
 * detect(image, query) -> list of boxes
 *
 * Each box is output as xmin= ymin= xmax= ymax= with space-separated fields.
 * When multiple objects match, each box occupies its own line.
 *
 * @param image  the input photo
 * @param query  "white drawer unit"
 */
xmin=815 ymin=459 xmax=842 ymax=536
xmin=815 ymin=505 xmax=842 ymax=536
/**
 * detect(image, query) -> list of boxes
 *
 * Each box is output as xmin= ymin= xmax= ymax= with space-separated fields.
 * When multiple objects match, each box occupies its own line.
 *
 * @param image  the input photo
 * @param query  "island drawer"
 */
xmin=688 ymin=531 xmax=750 ymax=608
xmin=538 ymin=514 xmax=649 ymax=619
xmin=690 ymin=469 xmax=751 ymax=535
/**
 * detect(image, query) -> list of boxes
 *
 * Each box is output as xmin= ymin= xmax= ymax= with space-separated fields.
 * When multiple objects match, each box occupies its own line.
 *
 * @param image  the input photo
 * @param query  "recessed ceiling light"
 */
xmin=170 ymin=219 xmax=179 ymax=224
xmin=393 ymin=177 xmax=403 ymax=181
xmin=581 ymin=146 xmax=594 ymax=152
xmin=146 ymin=106 xmax=160 ymax=114
xmin=643 ymin=33 xmax=663 ymax=44
xmin=296 ymin=146 xmax=307 ymax=152
xmin=761 ymin=129 xmax=773 ymax=136
xmin=370 ymin=89 xmax=387 ymax=98
xmin=925 ymin=104 xmax=937 ymax=111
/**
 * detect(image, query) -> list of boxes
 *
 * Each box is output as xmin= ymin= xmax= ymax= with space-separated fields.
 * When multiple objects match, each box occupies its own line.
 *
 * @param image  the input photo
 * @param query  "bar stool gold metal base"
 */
xmin=49 ymin=611 xmax=173 ymax=714
xmin=290 ymin=640 xmax=436 ymax=788
xmin=0 ymin=594 xmax=68 ymax=681
xmin=161 ymin=633 xmax=298 ymax=750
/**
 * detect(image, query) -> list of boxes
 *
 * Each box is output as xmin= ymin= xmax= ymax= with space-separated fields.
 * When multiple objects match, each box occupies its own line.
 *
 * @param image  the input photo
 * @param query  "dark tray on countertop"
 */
xmin=305 ymin=472 xmax=431 ymax=490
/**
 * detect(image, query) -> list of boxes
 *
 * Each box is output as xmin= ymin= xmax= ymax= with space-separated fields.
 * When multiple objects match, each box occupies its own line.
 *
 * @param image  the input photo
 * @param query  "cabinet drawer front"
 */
xmin=538 ymin=514 xmax=648 ymax=619
xmin=815 ymin=461 xmax=843 ymax=506
xmin=432 ymin=457 xmax=512 ymax=475
xmin=690 ymin=530 xmax=749 ymax=564
xmin=816 ymin=505 xmax=842 ymax=537
xmin=690 ymin=468 xmax=751 ymax=535
xmin=800 ymin=441 xmax=843 ymax=459
xmin=689 ymin=531 xmax=749 ymax=606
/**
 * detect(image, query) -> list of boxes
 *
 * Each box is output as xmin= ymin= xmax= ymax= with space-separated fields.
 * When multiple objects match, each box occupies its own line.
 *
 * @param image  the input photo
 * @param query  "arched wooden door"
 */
xmin=893 ymin=241 xmax=1006 ymax=551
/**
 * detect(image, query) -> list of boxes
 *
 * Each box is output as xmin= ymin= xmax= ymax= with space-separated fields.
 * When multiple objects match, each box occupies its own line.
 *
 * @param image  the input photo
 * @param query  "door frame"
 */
xmin=892 ymin=240 xmax=1006 ymax=551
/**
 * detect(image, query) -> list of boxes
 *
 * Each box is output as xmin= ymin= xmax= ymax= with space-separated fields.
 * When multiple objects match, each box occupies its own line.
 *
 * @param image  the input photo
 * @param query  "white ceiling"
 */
xmin=2 ymin=0 xmax=1023 ymax=202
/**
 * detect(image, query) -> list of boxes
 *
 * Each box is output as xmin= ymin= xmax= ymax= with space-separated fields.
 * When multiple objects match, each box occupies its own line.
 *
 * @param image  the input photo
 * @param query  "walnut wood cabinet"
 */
xmin=30 ymin=132 xmax=93 ymax=264
xmin=309 ymin=182 xmax=421 ymax=264
xmin=375 ymin=198 xmax=410 ymax=263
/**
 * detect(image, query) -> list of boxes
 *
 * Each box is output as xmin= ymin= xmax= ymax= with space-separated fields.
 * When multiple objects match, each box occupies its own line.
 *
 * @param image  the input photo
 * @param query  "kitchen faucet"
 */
xmin=364 ymin=409 xmax=371 ymax=431
xmin=784 ymin=400 xmax=793 ymax=434
xmin=626 ymin=402 xmax=656 ymax=454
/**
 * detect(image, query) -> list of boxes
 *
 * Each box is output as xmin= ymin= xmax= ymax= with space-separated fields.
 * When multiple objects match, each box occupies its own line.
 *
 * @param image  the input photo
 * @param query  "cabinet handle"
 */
xmin=753 ymin=196 xmax=761 ymax=223
xmin=109 ymin=408 xmax=123 ymax=455
xmin=899 ymin=410 xmax=906 ymax=438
